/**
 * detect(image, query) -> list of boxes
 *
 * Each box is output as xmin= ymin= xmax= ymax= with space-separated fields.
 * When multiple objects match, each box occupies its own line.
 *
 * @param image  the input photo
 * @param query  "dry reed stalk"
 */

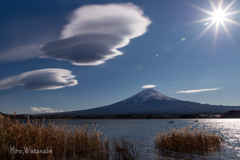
xmin=154 ymin=126 xmax=224 ymax=154
xmin=0 ymin=114 xmax=143 ymax=160
xmin=112 ymin=137 xmax=138 ymax=160
xmin=0 ymin=116 xmax=109 ymax=160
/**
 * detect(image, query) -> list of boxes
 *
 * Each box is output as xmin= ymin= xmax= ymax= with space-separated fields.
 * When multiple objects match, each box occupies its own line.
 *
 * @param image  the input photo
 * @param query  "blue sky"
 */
xmin=0 ymin=0 xmax=240 ymax=114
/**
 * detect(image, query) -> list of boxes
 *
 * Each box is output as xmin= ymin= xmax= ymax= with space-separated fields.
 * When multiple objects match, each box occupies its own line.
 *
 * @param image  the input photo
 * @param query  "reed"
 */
xmin=111 ymin=137 xmax=138 ymax=160
xmin=154 ymin=126 xmax=224 ymax=154
xmin=0 ymin=116 xmax=109 ymax=160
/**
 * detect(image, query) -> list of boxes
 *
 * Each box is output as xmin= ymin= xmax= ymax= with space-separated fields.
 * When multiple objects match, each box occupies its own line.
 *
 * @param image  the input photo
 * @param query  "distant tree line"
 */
xmin=11 ymin=113 xmax=221 ymax=119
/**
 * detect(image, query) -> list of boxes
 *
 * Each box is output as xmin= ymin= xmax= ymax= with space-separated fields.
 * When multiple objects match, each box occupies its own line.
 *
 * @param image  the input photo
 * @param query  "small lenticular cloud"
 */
xmin=0 ymin=68 xmax=77 ymax=90
xmin=30 ymin=107 xmax=63 ymax=113
xmin=142 ymin=85 xmax=156 ymax=89
xmin=176 ymin=88 xmax=219 ymax=93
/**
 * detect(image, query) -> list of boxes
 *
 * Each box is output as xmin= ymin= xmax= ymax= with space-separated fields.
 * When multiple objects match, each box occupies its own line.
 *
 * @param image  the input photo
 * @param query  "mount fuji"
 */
xmin=50 ymin=88 xmax=240 ymax=116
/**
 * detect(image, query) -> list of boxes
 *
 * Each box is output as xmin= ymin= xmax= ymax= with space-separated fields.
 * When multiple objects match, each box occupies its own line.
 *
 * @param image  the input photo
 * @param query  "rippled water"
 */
xmin=29 ymin=119 xmax=240 ymax=159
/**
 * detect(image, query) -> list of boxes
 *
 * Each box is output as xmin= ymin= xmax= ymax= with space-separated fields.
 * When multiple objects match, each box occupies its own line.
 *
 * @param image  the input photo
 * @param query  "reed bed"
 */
xmin=0 ymin=116 xmax=109 ymax=160
xmin=1 ymin=114 xmax=224 ymax=159
xmin=154 ymin=126 xmax=224 ymax=154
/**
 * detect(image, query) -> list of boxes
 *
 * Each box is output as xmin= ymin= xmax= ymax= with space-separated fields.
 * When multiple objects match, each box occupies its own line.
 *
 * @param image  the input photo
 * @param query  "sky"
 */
xmin=0 ymin=0 xmax=240 ymax=114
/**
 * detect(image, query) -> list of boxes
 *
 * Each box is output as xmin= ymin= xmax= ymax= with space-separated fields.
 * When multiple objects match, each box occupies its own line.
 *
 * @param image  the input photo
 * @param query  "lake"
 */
xmin=27 ymin=119 xmax=240 ymax=159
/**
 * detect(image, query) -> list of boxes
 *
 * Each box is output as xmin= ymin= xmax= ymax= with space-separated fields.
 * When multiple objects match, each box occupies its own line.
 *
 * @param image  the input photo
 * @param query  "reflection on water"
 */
xmin=20 ymin=119 xmax=240 ymax=159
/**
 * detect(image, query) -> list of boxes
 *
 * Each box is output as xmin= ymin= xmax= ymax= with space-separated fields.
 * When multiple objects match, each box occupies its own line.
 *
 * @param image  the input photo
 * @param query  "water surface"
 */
xmin=27 ymin=119 xmax=240 ymax=159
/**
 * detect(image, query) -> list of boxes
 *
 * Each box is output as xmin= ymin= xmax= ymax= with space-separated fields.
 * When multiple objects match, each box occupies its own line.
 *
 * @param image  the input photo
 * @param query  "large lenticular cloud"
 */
xmin=38 ymin=3 xmax=151 ymax=66
xmin=0 ymin=69 xmax=77 ymax=90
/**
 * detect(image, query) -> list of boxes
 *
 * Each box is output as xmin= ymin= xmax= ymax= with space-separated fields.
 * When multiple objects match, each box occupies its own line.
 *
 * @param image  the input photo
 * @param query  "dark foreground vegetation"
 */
xmin=0 ymin=114 xmax=224 ymax=160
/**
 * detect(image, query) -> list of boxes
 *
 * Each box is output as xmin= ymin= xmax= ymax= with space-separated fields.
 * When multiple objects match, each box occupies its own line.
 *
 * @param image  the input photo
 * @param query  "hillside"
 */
xmin=220 ymin=110 xmax=240 ymax=118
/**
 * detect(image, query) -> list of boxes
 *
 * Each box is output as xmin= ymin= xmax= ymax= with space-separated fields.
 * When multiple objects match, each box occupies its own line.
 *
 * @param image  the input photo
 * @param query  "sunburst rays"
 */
xmin=192 ymin=0 xmax=240 ymax=46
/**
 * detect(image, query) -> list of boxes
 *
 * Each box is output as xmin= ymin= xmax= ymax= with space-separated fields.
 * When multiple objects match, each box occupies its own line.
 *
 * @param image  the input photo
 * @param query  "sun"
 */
xmin=192 ymin=0 xmax=240 ymax=44
xmin=212 ymin=9 xmax=226 ymax=23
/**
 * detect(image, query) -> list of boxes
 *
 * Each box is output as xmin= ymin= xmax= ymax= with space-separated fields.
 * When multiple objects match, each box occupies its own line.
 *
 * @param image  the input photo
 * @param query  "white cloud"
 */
xmin=38 ymin=3 xmax=151 ymax=66
xmin=176 ymin=88 xmax=219 ymax=93
xmin=30 ymin=107 xmax=63 ymax=113
xmin=142 ymin=85 xmax=156 ymax=88
xmin=0 ymin=69 xmax=77 ymax=90
xmin=0 ymin=44 xmax=40 ymax=63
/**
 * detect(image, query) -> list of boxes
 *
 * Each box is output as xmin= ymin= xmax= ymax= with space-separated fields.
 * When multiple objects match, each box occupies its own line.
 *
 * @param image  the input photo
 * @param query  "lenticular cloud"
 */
xmin=30 ymin=107 xmax=63 ymax=113
xmin=142 ymin=85 xmax=156 ymax=89
xmin=0 ymin=69 xmax=77 ymax=90
xmin=176 ymin=88 xmax=219 ymax=93
xmin=38 ymin=3 xmax=151 ymax=66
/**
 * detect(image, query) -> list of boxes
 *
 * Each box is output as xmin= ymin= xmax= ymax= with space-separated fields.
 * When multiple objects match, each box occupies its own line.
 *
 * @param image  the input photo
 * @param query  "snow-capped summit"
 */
xmin=123 ymin=88 xmax=178 ymax=104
